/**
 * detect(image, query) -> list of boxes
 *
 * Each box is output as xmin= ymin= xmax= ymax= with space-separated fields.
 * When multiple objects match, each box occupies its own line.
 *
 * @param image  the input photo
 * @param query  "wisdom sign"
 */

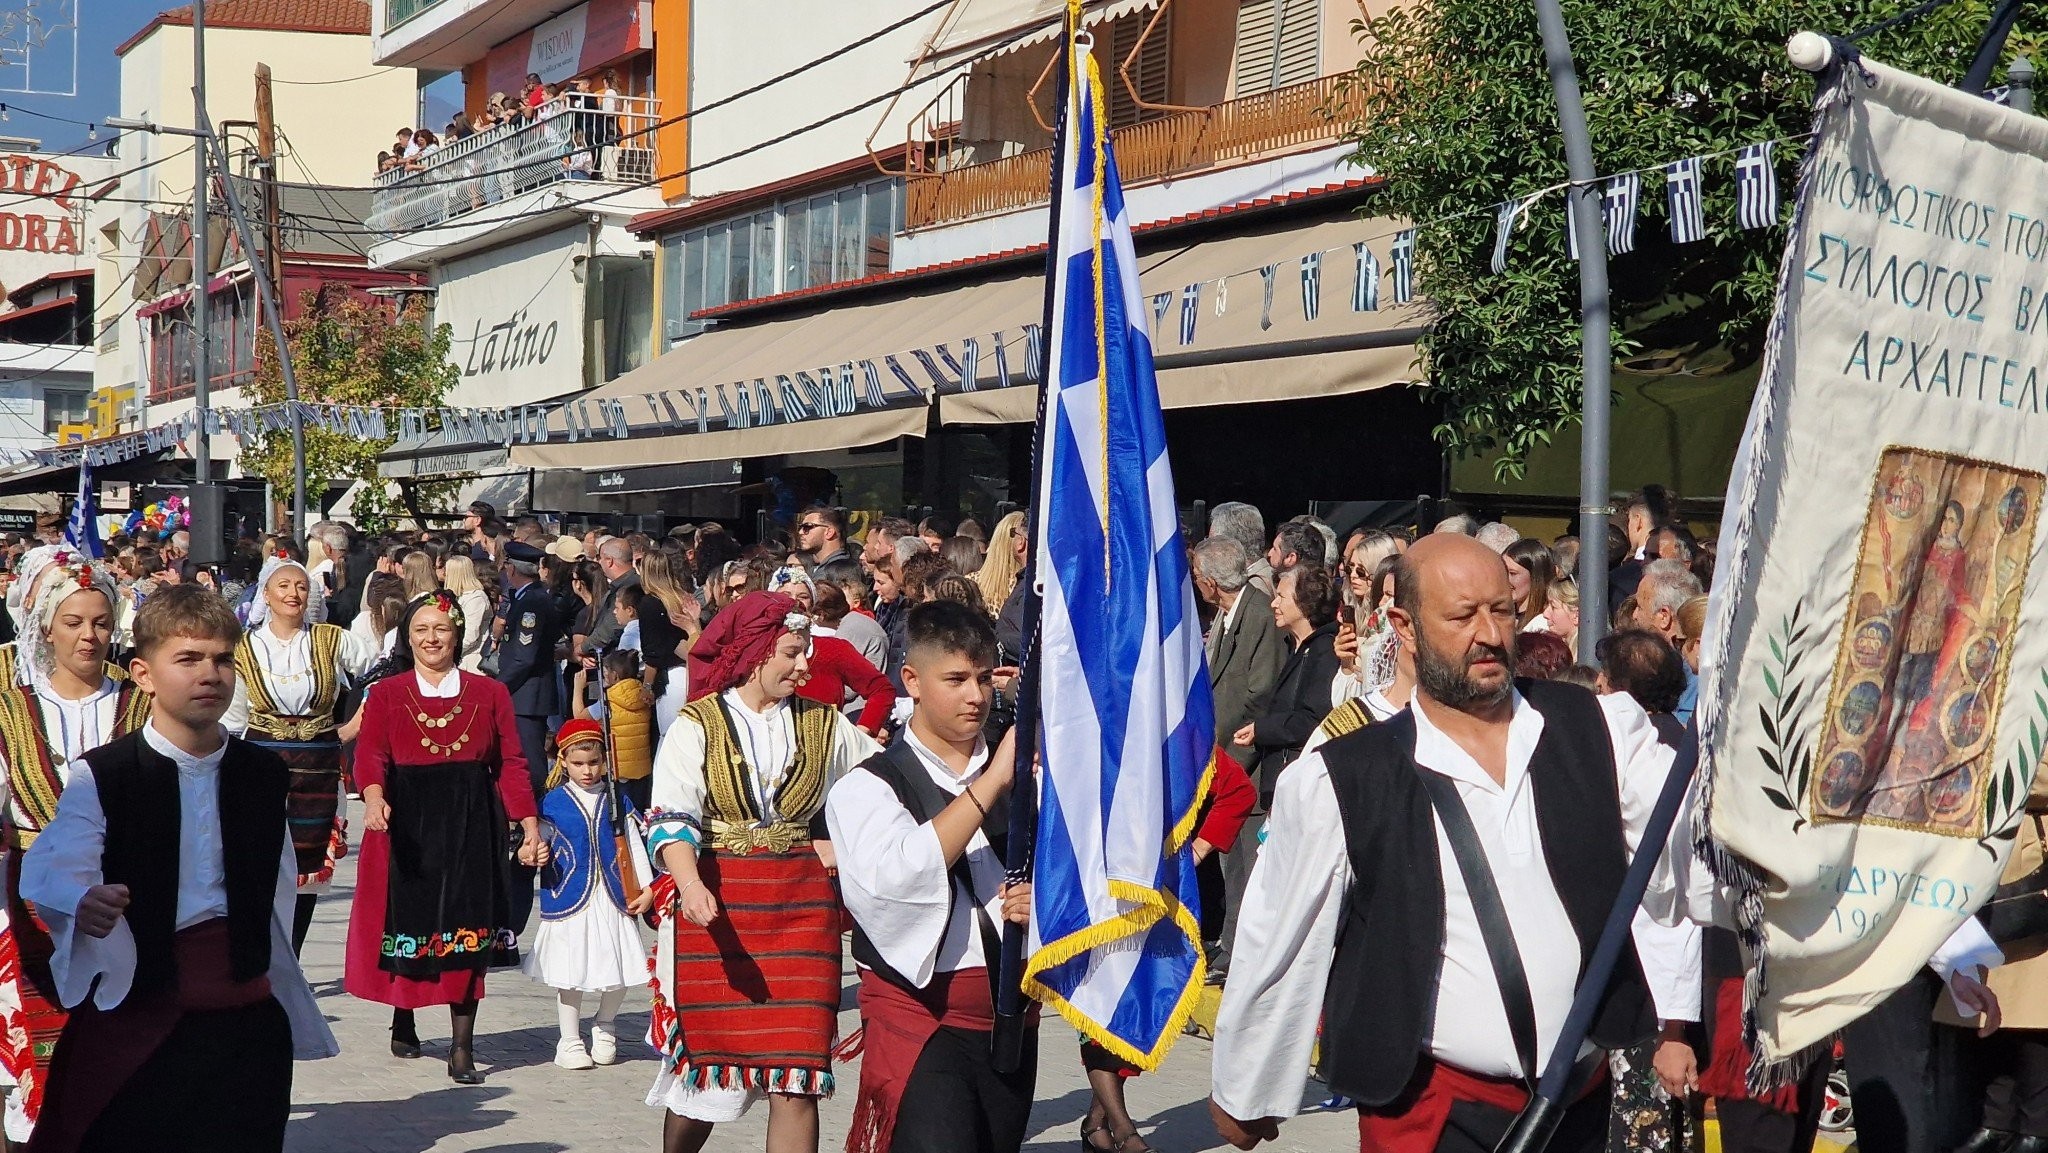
xmin=1700 ymin=52 xmax=2048 ymax=1076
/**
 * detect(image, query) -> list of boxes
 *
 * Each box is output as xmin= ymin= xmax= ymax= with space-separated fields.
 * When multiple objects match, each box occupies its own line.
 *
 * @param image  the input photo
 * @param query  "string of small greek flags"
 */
xmin=18 ymin=133 xmax=1822 ymax=472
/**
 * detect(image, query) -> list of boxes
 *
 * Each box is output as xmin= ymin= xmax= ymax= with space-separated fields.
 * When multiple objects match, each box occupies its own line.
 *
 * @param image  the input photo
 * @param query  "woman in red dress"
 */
xmin=345 ymin=591 xmax=548 ymax=1084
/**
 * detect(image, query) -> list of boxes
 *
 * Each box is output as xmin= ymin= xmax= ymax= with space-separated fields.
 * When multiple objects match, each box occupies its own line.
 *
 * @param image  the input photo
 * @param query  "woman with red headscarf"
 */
xmin=645 ymin=591 xmax=879 ymax=1153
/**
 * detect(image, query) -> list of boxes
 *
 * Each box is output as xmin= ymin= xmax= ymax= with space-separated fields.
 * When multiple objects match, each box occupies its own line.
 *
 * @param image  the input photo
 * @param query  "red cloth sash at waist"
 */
xmin=1357 ymin=1057 xmax=1606 ymax=1153
xmin=846 ymin=966 xmax=1039 ymax=1153
xmin=27 ymin=919 xmax=273 ymax=1153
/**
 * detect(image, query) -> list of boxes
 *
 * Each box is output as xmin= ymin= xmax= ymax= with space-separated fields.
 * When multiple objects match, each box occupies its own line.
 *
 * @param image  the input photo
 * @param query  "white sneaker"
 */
xmin=589 ymin=1023 xmax=618 ymax=1066
xmin=555 ymin=1038 xmax=595 ymax=1070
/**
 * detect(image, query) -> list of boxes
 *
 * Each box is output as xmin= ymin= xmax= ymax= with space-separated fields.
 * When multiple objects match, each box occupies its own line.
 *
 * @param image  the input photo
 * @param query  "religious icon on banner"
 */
xmin=1810 ymin=448 xmax=2042 ymax=836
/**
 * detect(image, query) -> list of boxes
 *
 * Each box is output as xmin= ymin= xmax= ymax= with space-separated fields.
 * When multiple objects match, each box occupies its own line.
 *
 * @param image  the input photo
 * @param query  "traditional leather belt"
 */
xmin=249 ymin=715 xmax=338 ymax=742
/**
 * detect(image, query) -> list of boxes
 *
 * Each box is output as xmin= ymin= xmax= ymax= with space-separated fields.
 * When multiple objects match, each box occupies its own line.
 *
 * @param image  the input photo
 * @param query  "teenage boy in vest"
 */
xmin=21 ymin=584 xmax=336 ymax=1153
xmin=827 ymin=600 xmax=1033 ymax=1153
xmin=1208 ymin=534 xmax=1702 ymax=1153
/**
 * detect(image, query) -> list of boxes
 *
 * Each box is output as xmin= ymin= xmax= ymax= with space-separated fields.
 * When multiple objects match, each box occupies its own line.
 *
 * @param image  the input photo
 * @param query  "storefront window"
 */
xmin=590 ymin=255 xmax=654 ymax=383
xmin=42 ymin=388 xmax=87 ymax=434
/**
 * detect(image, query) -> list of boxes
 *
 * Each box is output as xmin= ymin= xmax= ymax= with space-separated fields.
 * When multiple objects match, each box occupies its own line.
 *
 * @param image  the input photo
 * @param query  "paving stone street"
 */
xmin=284 ymin=803 xmax=1355 ymax=1152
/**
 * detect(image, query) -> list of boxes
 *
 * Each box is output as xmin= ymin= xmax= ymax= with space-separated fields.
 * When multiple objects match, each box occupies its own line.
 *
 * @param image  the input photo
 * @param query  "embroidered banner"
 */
xmin=1699 ymin=54 xmax=2048 ymax=1074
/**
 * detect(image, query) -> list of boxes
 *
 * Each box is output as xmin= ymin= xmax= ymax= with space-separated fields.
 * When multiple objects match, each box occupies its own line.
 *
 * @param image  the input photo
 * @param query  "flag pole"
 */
xmin=991 ymin=2 xmax=1076 ymax=1077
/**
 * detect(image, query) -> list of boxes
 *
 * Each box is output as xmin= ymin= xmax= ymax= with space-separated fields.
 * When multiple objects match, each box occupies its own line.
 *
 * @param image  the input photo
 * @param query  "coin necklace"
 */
xmin=405 ymin=691 xmax=480 ymax=757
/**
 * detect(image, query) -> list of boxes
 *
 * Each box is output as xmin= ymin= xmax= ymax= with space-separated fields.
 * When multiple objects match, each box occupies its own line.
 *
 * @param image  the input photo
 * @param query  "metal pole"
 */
xmin=1532 ymin=0 xmax=1613 ymax=664
xmin=2013 ymin=55 xmax=2037 ymax=114
xmin=191 ymin=0 xmax=210 ymax=489
xmin=195 ymin=104 xmax=307 ymax=538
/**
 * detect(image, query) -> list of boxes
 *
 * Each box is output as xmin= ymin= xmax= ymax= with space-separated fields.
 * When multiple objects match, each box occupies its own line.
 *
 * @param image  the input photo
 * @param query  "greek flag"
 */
xmin=1025 ymin=34 xmax=1211 ymax=1071
xmin=1738 ymin=141 xmax=1778 ymax=230
xmin=859 ymin=360 xmax=888 ymax=408
xmin=1491 ymin=199 xmax=1519 ymax=274
xmin=1391 ymin=229 xmax=1416 ymax=303
xmin=1353 ymin=242 xmax=1380 ymax=311
xmin=1605 ymin=172 xmax=1640 ymax=255
xmin=1178 ymin=283 xmax=1199 ymax=345
xmin=1299 ymin=253 xmax=1321 ymax=321
xmin=1666 ymin=156 xmax=1706 ymax=244
xmin=65 ymin=460 xmax=103 ymax=559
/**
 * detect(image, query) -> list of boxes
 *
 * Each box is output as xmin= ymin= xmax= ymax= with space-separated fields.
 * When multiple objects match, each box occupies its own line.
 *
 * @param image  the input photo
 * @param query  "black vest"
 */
xmin=84 ymin=731 xmax=287 ymax=1000
xmin=846 ymin=739 xmax=1007 ymax=996
xmin=1315 ymin=679 xmax=1652 ymax=1105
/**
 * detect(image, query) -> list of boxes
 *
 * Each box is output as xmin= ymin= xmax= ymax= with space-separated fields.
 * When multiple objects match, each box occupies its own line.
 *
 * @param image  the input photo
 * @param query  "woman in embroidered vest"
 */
xmin=645 ymin=590 xmax=877 ymax=1153
xmin=224 ymin=553 xmax=379 ymax=956
xmin=344 ymin=591 xmax=546 ymax=1085
xmin=0 ymin=552 xmax=149 ymax=1144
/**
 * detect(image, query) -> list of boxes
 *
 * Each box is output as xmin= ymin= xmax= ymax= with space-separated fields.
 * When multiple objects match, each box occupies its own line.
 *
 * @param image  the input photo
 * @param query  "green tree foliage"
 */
xmin=1340 ymin=0 xmax=2037 ymax=480
xmin=245 ymin=291 xmax=461 ymax=532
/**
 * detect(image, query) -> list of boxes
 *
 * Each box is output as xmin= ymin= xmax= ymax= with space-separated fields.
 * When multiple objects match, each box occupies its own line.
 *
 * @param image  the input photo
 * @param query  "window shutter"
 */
xmin=1234 ymin=0 xmax=1320 ymax=95
xmin=1107 ymin=8 xmax=1170 ymax=128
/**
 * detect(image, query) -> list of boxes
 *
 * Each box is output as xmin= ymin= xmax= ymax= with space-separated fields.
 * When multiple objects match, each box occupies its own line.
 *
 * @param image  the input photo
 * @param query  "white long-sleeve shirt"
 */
xmin=1211 ymin=689 xmax=1695 ymax=1121
xmin=0 ymin=675 xmax=122 ymax=832
xmin=223 ymin=624 xmax=378 ymax=736
xmin=826 ymin=730 xmax=1009 ymax=986
xmin=18 ymin=722 xmax=337 ymax=1059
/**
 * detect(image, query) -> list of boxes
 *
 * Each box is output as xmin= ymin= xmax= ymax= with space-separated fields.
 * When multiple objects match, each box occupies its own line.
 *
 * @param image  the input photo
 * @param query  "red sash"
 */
xmin=1357 ymin=1059 xmax=1607 ymax=1153
xmin=846 ymin=966 xmax=1021 ymax=1153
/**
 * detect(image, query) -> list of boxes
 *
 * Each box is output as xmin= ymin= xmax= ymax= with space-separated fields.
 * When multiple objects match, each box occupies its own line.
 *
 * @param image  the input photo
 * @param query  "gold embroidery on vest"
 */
xmin=1318 ymin=698 xmax=1376 ymax=742
xmin=236 ymin=624 xmax=344 ymax=740
xmin=681 ymin=696 xmax=837 ymax=845
xmin=775 ymin=698 xmax=838 ymax=823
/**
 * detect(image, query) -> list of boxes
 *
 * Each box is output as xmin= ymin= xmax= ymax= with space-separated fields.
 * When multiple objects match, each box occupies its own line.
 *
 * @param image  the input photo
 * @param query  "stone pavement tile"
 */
xmin=288 ymin=805 xmax=1356 ymax=1151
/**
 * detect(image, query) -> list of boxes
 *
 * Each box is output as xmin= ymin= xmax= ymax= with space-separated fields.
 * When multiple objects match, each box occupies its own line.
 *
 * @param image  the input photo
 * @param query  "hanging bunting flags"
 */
xmin=859 ymin=360 xmax=888 ymax=408
xmin=1737 ymin=140 xmax=1778 ymax=229
xmin=1391 ymin=229 xmax=1416 ymax=304
xmin=1353 ymin=242 xmax=1380 ymax=312
xmin=994 ymin=333 xmax=1013 ymax=390
xmin=1258 ymin=264 xmax=1277 ymax=331
xmin=1667 ymin=156 xmax=1706 ymax=244
xmin=1023 ymin=323 xmax=1044 ymax=381
xmin=883 ymin=354 xmax=925 ymax=399
xmin=1605 ymin=172 xmax=1641 ymax=256
xmin=1150 ymin=291 xmax=1173 ymax=343
xmin=960 ymin=337 xmax=981 ymax=393
xmin=1299 ymin=253 xmax=1321 ymax=322
xmin=1179 ymin=283 xmax=1200 ymax=346
xmin=1214 ymin=277 xmax=1228 ymax=317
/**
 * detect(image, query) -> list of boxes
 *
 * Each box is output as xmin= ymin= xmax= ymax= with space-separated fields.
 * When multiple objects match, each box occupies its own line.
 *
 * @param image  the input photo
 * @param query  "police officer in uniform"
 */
xmin=496 ymin=540 xmax=561 ymax=809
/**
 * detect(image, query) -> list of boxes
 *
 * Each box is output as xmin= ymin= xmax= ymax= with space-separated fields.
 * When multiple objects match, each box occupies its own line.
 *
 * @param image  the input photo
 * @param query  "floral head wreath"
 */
xmin=392 ymin=589 xmax=467 ymax=672
xmin=25 ymin=551 xmax=119 ymax=686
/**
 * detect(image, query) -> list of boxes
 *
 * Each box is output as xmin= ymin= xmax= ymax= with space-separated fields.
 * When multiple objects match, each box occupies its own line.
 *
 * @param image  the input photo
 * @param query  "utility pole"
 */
xmin=254 ymin=64 xmax=283 ymax=293
xmin=187 ymin=0 xmax=224 ymax=564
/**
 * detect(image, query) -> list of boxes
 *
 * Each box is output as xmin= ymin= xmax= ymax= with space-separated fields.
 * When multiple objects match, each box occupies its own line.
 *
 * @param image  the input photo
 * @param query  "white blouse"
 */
xmin=0 ymin=676 xmax=122 ymax=828
xmin=223 ymin=625 xmax=378 ymax=735
xmin=645 ymin=690 xmax=877 ymax=856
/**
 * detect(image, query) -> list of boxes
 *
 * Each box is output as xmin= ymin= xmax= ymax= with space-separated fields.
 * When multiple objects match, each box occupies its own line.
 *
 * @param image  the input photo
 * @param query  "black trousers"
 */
xmin=1976 ymin=1029 xmax=2048 ymax=1137
xmin=78 ymin=997 xmax=292 ymax=1152
xmin=1714 ymin=1056 xmax=1832 ymax=1153
xmin=1842 ymin=970 xmax=1976 ymax=1153
xmin=889 ymin=1025 xmax=1038 ymax=1153
xmin=507 ymin=713 xmax=551 ymax=938
xmin=1217 ymin=811 xmax=1265 ymax=970
xmin=1430 ymin=1082 xmax=1608 ymax=1153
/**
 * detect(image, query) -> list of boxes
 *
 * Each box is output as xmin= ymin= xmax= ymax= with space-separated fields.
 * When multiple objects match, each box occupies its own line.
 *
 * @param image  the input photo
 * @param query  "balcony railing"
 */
xmin=384 ymin=0 xmax=446 ymax=30
xmin=904 ymin=75 xmax=1369 ymax=231
xmin=368 ymin=94 xmax=660 ymax=235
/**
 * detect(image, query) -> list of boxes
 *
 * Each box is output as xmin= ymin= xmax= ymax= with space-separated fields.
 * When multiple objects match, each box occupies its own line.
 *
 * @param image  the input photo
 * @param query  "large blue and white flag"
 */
xmin=64 ymin=461 xmax=103 ymax=559
xmin=1024 ymin=30 xmax=1212 ymax=1072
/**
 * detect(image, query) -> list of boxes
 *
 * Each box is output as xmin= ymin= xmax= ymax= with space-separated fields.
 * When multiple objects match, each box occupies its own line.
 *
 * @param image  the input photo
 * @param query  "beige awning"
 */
xmin=507 ymin=207 xmax=1426 ymax=471
xmin=918 ymin=0 xmax=1163 ymax=72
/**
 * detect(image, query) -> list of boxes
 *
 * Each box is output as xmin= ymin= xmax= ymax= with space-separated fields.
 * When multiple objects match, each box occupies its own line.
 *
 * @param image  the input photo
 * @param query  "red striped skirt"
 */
xmin=0 ymin=918 xmax=64 ymax=1129
xmin=650 ymin=848 xmax=841 ymax=1094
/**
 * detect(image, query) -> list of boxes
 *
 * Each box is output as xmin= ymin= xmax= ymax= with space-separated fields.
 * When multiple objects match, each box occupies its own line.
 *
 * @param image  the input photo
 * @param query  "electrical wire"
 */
xmin=269 ymin=69 xmax=404 ymax=86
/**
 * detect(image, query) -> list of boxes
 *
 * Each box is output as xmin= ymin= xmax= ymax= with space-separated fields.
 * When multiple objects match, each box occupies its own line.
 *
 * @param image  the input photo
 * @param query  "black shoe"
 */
xmin=390 ymin=1031 xmax=422 ymax=1059
xmin=2003 ymin=1136 xmax=2046 ymax=1153
xmin=1955 ymin=1129 xmax=2017 ymax=1153
xmin=447 ymin=1046 xmax=484 ymax=1085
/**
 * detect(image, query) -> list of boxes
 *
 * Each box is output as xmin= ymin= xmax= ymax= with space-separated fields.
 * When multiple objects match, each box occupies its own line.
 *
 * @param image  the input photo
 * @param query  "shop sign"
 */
xmin=584 ymin=458 xmax=739 ymax=496
xmin=435 ymin=227 xmax=586 ymax=407
xmin=0 ymin=156 xmax=83 ymax=254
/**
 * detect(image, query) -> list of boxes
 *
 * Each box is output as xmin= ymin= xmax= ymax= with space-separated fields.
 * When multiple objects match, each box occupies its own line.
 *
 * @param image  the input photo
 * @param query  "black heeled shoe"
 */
xmin=390 ymin=1035 xmax=422 ymax=1059
xmin=389 ymin=1008 xmax=422 ymax=1059
xmin=447 ymin=1046 xmax=484 ymax=1085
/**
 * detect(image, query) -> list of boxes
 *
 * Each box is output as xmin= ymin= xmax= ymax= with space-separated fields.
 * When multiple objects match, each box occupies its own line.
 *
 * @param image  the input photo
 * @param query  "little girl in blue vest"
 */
xmin=523 ymin=718 xmax=654 ymax=1069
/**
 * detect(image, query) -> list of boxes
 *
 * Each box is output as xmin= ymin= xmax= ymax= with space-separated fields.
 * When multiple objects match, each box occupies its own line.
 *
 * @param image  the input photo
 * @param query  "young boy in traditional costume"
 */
xmin=525 ymin=718 xmax=652 ymax=1070
xmin=20 ymin=584 xmax=336 ymax=1153
xmin=0 ymin=552 xmax=150 ymax=1144
xmin=645 ymin=590 xmax=878 ymax=1153
xmin=827 ymin=600 xmax=1034 ymax=1153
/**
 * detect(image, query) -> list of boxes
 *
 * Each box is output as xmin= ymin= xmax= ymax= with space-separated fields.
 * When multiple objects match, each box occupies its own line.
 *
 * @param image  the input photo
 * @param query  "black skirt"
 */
xmin=380 ymin=759 xmax=518 ymax=976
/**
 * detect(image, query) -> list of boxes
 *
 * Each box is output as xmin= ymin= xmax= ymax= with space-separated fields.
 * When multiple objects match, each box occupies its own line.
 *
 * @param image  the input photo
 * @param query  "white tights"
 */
xmin=557 ymin=988 xmax=626 ymax=1040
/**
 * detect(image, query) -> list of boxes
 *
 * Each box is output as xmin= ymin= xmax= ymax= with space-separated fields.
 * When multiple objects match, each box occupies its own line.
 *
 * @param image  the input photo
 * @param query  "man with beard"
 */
xmin=1208 ymin=533 xmax=1700 ymax=1153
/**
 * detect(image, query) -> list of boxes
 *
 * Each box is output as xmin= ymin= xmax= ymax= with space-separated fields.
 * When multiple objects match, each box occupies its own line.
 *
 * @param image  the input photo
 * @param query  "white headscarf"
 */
xmin=24 ymin=552 xmax=119 ymax=688
xmin=8 ymin=544 xmax=68 ymax=635
xmin=248 ymin=554 xmax=314 ymax=630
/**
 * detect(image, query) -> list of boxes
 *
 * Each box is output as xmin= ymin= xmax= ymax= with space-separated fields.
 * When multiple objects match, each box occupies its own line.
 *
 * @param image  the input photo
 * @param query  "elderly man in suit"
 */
xmin=1192 ymin=534 xmax=1287 ymax=980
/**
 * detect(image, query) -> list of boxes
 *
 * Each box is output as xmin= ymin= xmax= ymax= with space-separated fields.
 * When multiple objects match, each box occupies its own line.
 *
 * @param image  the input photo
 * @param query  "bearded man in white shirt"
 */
xmin=1208 ymin=533 xmax=1700 ymax=1153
